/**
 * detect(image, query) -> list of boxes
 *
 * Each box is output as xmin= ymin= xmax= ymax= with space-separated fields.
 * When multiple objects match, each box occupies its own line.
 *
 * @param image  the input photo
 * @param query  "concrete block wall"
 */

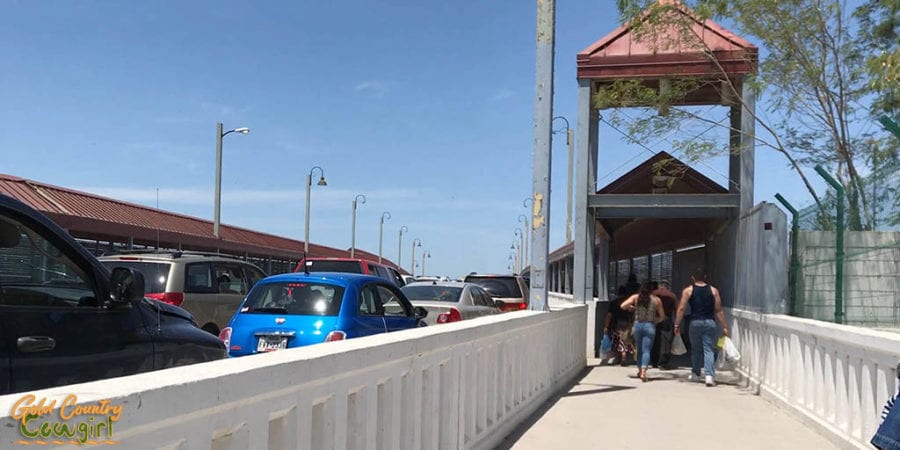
xmin=0 ymin=307 xmax=586 ymax=450
xmin=731 ymin=308 xmax=900 ymax=450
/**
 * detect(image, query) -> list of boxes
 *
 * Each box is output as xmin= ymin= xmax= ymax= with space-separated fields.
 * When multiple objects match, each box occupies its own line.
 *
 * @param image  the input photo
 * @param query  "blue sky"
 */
xmin=0 ymin=1 xmax=819 ymax=277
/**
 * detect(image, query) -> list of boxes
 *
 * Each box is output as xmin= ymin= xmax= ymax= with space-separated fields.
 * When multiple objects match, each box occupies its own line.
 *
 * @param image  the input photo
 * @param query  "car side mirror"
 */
xmin=414 ymin=306 xmax=428 ymax=320
xmin=110 ymin=267 xmax=145 ymax=304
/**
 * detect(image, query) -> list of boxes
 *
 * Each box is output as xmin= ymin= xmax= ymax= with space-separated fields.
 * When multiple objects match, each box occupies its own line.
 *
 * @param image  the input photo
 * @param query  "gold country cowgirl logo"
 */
xmin=11 ymin=394 xmax=123 ymax=445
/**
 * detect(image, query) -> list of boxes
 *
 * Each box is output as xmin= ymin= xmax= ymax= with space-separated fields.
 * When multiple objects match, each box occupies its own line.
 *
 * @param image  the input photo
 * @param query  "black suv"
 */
xmin=0 ymin=194 xmax=226 ymax=394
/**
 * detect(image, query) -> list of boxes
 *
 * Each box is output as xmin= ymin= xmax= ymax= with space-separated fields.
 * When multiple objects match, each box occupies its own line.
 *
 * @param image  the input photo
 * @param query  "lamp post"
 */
xmin=213 ymin=122 xmax=250 ymax=239
xmin=378 ymin=212 xmax=391 ymax=263
xmin=518 ymin=215 xmax=529 ymax=267
xmin=514 ymin=228 xmax=525 ymax=272
xmin=553 ymin=116 xmax=574 ymax=243
xmin=304 ymin=166 xmax=327 ymax=254
xmin=421 ymin=250 xmax=431 ymax=277
xmin=398 ymin=226 xmax=408 ymax=268
xmin=350 ymin=194 xmax=366 ymax=258
xmin=410 ymin=238 xmax=422 ymax=274
xmin=510 ymin=240 xmax=520 ymax=273
xmin=522 ymin=197 xmax=533 ymax=267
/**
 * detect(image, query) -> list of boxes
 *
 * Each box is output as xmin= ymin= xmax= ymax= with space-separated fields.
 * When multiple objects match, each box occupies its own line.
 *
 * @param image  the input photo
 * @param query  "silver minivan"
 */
xmin=98 ymin=251 xmax=267 ymax=335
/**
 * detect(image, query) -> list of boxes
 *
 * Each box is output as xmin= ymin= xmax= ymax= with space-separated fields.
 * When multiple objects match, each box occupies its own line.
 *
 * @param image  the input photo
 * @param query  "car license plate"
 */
xmin=256 ymin=336 xmax=288 ymax=352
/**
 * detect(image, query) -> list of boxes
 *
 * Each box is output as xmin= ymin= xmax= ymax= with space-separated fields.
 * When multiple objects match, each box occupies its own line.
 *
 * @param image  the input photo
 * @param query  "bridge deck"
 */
xmin=500 ymin=361 xmax=840 ymax=450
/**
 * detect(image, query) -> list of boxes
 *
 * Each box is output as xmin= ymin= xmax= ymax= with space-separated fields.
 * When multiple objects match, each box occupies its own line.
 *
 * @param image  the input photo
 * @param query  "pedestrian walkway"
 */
xmin=499 ymin=360 xmax=840 ymax=450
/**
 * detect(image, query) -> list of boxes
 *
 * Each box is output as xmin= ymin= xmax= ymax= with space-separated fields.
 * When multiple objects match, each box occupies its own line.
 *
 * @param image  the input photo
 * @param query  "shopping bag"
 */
xmin=670 ymin=334 xmax=687 ymax=356
xmin=717 ymin=336 xmax=727 ymax=349
xmin=715 ymin=349 xmax=730 ymax=370
xmin=601 ymin=334 xmax=613 ymax=354
xmin=723 ymin=337 xmax=741 ymax=363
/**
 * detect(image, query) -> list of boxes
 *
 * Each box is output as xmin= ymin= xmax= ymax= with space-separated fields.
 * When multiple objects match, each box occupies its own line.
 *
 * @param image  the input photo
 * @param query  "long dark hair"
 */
xmin=638 ymin=280 xmax=654 ymax=308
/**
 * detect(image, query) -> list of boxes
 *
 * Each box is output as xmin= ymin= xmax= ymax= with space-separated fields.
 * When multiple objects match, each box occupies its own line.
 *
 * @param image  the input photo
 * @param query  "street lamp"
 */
xmin=398 ymin=225 xmax=408 ymax=267
xmin=518 ymin=215 xmax=529 ymax=268
xmin=510 ymin=240 xmax=520 ymax=273
xmin=421 ymin=250 xmax=431 ymax=277
xmin=553 ymin=116 xmax=574 ymax=244
xmin=410 ymin=238 xmax=422 ymax=274
xmin=378 ymin=212 xmax=391 ymax=263
xmin=213 ymin=123 xmax=250 ymax=239
xmin=350 ymin=194 xmax=366 ymax=258
xmin=304 ymin=166 xmax=327 ymax=254
xmin=514 ymin=228 xmax=525 ymax=272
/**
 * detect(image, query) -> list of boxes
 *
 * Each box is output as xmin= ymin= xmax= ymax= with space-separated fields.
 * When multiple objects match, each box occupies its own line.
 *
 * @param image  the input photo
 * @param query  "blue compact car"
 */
xmin=221 ymin=272 xmax=427 ymax=356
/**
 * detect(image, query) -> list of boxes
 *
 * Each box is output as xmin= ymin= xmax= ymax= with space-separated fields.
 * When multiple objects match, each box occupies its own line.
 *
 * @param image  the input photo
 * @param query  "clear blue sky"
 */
xmin=0 ymin=1 xmax=815 ymax=277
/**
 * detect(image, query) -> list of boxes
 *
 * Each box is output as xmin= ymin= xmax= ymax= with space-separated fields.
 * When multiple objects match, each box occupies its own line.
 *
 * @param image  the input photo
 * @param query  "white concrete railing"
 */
xmin=731 ymin=308 xmax=900 ymax=450
xmin=0 ymin=307 xmax=586 ymax=450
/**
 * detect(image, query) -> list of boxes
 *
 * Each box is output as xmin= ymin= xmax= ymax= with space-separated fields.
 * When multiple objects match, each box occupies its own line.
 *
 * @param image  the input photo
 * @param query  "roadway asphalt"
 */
xmin=497 ymin=359 xmax=841 ymax=450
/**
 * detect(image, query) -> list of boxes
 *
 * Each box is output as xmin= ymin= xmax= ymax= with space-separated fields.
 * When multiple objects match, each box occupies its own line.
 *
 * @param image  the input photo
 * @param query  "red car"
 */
xmin=295 ymin=257 xmax=407 ymax=287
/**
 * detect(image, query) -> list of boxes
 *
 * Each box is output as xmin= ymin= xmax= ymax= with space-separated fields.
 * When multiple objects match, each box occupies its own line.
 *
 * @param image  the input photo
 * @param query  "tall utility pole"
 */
xmin=398 ymin=226 xmax=408 ymax=268
xmin=410 ymin=238 xmax=421 ymax=274
xmin=378 ymin=212 xmax=391 ymax=263
xmin=529 ymin=0 xmax=555 ymax=311
xmin=350 ymin=194 xmax=366 ymax=258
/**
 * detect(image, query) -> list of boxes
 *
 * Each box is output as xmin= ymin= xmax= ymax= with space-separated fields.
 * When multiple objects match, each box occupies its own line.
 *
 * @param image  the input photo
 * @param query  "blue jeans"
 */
xmin=689 ymin=319 xmax=717 ymax=377
xmin=633 ymin=321 xmax=656 ymax=369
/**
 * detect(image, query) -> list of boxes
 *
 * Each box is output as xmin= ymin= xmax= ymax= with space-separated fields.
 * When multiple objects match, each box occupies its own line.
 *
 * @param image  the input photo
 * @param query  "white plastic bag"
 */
xmin=671 ymin=334 xmax=687 ymax=356
xmin=722 ymin=336 xmax=741 ymax=363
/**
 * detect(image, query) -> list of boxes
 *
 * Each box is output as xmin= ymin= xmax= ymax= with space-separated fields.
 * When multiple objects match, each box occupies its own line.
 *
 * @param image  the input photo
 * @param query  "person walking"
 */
xmin=621 ymin=281 xmax=666 ymax=382
xmin=650 ymin=280 xmax=678 ymax=369
xmin=674 ymin=268 xmax=728 ymax=386
xmin=603 ymin=287 xmax=635 ymax=365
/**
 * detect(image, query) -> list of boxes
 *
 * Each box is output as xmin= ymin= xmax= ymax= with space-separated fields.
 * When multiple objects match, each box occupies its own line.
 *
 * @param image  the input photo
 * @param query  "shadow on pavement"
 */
xmin=494 ymin=366 xmax=635 ymax=449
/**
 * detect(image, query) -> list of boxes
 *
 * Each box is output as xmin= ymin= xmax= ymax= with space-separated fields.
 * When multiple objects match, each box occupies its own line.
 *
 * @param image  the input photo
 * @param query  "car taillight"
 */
xmin=146 ymin=292 xmax=185 ymax=307
xmin=219 ymin=327 xmax=232 ymax=348
xmin=436 ymin=308 xmax=462 ymax=324
xmin=499 ymin=302 xmax=527 ymax=312
xmin=324 ymin=330 xmax=346 ymax=342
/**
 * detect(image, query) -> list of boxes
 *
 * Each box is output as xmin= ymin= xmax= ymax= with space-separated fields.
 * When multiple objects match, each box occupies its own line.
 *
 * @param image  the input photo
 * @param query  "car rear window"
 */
xmin=242 ymin=281 xmax=344 ymax=316
xmin=401 ymin=285 xmax=463 ymax=302
xmin=300 ymin=260 xmax=363 ymax=274
xmin=464 ymin=276 xmax=522 ymax=298
xmin=101 ymin=261 xmax=171 ymax=293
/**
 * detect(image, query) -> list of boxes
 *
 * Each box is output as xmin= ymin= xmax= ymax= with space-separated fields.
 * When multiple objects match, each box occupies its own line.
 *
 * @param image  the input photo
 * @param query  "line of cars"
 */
xmin=0 ymin=193 xmax=532 ymax=393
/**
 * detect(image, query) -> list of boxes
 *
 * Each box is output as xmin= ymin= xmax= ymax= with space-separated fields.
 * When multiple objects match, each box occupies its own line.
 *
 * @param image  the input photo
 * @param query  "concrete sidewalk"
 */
xmin=498 ymin=360 xmax=840 ymax=450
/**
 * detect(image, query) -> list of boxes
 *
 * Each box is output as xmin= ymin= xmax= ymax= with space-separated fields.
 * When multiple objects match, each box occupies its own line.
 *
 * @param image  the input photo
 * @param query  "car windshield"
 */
xmin=242 ymin=281 xmax=344 ymax=316
xmin=300 ymin=260 xmax=363 ymax=274
xmin=100 ymin=261 xmax=170 ymax=293
xmin=465 ymin=277 xmax=522 ymax=298
xmin=401 ymin=285 xmax=462 ymax=302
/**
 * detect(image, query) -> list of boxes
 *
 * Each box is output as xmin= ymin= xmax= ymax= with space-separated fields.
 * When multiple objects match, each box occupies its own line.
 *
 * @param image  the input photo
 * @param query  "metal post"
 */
xmin=775 ymin=193 xmax=800 ymax=316
xmin=378 ymin=212 xmax=391 ymax=263
xmin=350 ymin=194 xmax=366 ymax=258
xmin=421 ymin=250 xmax=430 ymax=276
xmin=566 ymin=127 xmax=574 ymax=243
xmin=304 ymin=173 xmax=312 ymax=254
xmin=411 ymin=238 xmax=421 ymax=274
xmin=213 ymin=122 xmax=223 ymax=239
xmin=529 ymin=0 xmax=555 ymax=311
xmin=814 ymin=166 xmax=845 ymax=324
xmin=398 ymin=226 xmax=407 ymax=269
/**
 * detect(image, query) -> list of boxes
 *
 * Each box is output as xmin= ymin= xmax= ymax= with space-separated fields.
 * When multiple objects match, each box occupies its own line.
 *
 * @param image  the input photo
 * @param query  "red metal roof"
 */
xmin=0 ymin=173 xmax=406 ymax=272
xmin=577 ymin=0 xmax=757 ymax=80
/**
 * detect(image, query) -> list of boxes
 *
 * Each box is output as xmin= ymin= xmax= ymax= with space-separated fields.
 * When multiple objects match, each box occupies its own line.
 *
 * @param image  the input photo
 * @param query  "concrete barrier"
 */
xmin=0 ymin=306 xmax=586 ymax=450
xmin=731 ymin=308 xmax=900 ymax=450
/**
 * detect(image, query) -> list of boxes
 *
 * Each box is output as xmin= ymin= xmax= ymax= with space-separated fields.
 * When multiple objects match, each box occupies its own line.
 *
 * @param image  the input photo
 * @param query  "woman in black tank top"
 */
xmin=674 ymin=268 xmax=729 ymax=387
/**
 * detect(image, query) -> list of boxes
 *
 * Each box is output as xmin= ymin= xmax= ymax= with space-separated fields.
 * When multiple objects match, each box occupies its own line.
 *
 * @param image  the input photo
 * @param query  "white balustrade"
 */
xmin=731 ymin=308 xmax=900 ymax=450
xmin=0 ymin=307 xmax=586 ymax=450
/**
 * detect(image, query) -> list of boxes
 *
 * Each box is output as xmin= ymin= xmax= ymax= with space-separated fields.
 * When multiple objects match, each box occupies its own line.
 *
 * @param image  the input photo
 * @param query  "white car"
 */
xmin=400 ymin=281 xmax=501 ymax=325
